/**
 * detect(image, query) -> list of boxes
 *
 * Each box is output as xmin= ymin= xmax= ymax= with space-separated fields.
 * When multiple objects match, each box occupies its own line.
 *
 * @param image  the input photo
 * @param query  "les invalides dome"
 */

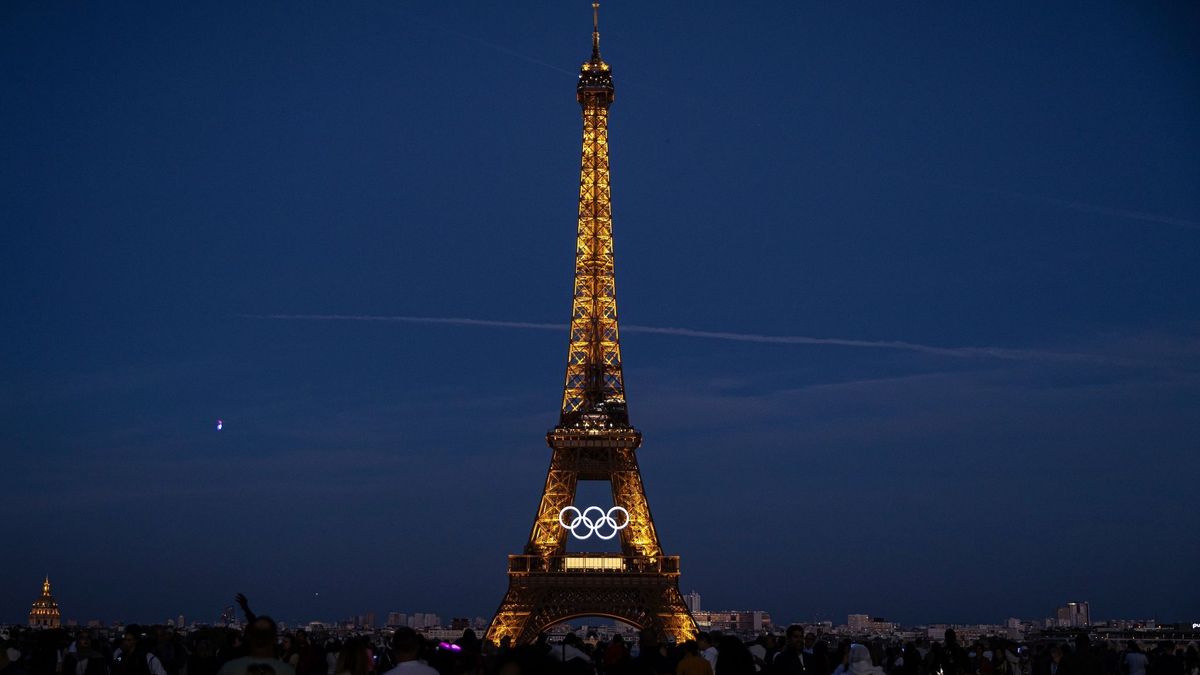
xmin=28 ymin=576 xmax=61 ymax=628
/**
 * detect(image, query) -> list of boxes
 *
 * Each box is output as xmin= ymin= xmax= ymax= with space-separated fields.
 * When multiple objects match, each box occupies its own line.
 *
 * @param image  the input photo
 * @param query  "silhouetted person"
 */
xmin=27 ymin=630 xmax=64 ymax=675
xmin=830 ymin=645 xmax=881 ymax=675
xmin=714 ymin=637 xmax=753 ymax=675
xmin=289 ymin=634 xmax=323 ymax=675
xmin=185 ymin=638 xmax=219 ymax=675
xmin=746 ymin=638 xmax=767 ymax=675
xmin=798 ymin=635 xmax=820 ymax=675
xmin=1048 ymin=645 xmax=1065 ymax=675
xmin=217 ymin=631 xmax=245 ymax=667
xmin=333 ymin=639 xmax=370 ymax=675
xmin=323 ymin=641 xmax=341 ymax=675
xmin=932 ymin=630 xmax=971 ymax=675
xmin=380 ymin=629 xmax=436 ymax=675
xmin=3 ymin=640 xmax=30 ymax=675
xmin=893 ymin=643 xmax=920 ymax=675
xmin=1121 ymin=641 xmax=1148 ymax=675
xmin=1181 ymin=646 xmax=1198 ymax=675
xmin=63 ymin=634 xmax=108 ymax=675
xmin=152 ymin=629 xmax=185 ymax=675
xmin=633 ymin=630 xmax=670 ymax=675
xmin=114 ymin=627 xmax=166 ymax=675
xmin=217 ymin=617 xmax=294 ymax=675
xmin=696 ymin=636 xmax=717 ymax=675
xmin=603 ymin=636 xmax=630 ymax=675
xmin=993 ymin=641 xmax=1021 ymax=675
xmin=550 ymin=634 xmax=590 ymax=667
xmin=1182 ymin=647 xmax=1199 ymax=675
xmin=1063 ymin=634 xmax=1102 ymax=675
xmin=676 ymin=643 xmax=712 ymax=675
xmin=235 ymin=595 xmax=257 ymax=625
xmin=770 ymin=628 xmax=804 ymax=675
xmin=1152 ymin=642 xmax=1184 ymax=675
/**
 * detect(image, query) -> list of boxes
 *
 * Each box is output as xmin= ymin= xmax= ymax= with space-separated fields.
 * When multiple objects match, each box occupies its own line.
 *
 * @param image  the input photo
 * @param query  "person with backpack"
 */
xmin=113 ymin=627 xmax=166 ymax=675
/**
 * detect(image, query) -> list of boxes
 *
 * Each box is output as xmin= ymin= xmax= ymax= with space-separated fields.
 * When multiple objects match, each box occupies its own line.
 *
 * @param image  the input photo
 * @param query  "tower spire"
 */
xmin=564 ymin=0 xmax=620 ymax=428
xmin=592 ymin=2 xmax=601 ymax=59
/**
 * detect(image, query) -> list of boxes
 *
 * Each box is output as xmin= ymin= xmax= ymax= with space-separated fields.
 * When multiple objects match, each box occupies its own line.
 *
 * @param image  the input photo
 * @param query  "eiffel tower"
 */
xmin=485 ymin=3 xmax=697 ymax=646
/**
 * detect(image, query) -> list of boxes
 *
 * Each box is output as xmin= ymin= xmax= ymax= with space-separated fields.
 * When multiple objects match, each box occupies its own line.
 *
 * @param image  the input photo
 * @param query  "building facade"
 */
xmin=1056 ymin=602 xmax=1091 ymax=628
xmin=28 ymin=576 xmax=61 ymax=628
xmin=693 ymin=610 xmax=772 ymax=634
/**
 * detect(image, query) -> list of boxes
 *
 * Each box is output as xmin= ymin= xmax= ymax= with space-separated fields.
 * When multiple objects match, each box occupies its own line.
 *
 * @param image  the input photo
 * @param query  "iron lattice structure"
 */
xmin=486 ymin=4 xmax=697 ymax=646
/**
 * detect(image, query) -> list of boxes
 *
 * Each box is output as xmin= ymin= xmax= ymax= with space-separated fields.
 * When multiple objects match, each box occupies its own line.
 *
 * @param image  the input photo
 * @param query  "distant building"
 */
xmin=29 ymin=576 xmax=61 ymax=628
xmin=691 ymin=610 xmax=771 ymax=634
xmin=451 ymin=618 xmax=470 ymax=630
xmin=684 ymin=591 xmax=701 ymax=614
xmin=844 ymin=615 xmax=895 ymax=635
xmin=1056 ymin=602 xmax=1090 ymax=628
xmin=401 ymin=612 xmax=441 ymax=628
xmin=868 ymin=618 xmax=897 ymax=634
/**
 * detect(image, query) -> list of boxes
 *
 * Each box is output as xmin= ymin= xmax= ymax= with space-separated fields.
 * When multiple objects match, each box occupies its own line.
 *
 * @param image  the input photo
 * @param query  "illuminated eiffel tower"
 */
xmin=485 ymin=3 xmax=697 ymax=646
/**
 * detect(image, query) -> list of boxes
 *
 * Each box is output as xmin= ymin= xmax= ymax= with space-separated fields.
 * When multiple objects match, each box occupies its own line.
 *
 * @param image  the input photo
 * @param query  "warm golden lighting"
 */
xmin=28 ymin=575 xmax=61 ymax=628
xmin=564 ymin=556 xmax=625 ymax=571
xmin=560 ymin=98 xmax=625 ymax=423
xmin=486 ymin=3 xmax=697 ymax=647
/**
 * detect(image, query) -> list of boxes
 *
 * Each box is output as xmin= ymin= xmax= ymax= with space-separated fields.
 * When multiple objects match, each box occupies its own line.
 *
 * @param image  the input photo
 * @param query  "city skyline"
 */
xmin=3 ymin=575 xmax=1185 ymax=633
xmin=2 ymin=1 xmax=1198 ymax=628
xmin=4 ymin=571 xmax=1128 ymax=624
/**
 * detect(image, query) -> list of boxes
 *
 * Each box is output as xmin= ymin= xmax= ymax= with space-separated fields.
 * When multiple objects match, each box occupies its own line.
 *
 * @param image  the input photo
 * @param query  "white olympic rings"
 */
xmin=558 ymin=505 xmax=630 ymax=540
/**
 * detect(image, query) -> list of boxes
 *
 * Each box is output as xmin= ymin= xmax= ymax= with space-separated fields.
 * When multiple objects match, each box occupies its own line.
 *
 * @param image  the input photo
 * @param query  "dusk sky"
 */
xmin=2 ymin=1 xmax=1198 ymax=627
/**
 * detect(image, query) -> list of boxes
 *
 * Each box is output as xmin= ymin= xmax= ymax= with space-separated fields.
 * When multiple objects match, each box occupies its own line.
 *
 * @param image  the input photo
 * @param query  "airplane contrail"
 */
xmin=392 ymin=9 xmax=579 ymax=78
xmin=1037 ymin=196 xmax=1200 ymax=232
xmin=923 ymin=179 xmax=1200 ymax=232
xmin=239 ymin=314 xmax=1107 ymax=363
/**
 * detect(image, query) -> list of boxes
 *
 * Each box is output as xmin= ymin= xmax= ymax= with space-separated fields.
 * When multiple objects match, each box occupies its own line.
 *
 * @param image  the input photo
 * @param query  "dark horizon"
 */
xmin=2 ymin=1 xmax=1198 ymax=627
xmin=0 ymin=582 xmax=1185 ymax=630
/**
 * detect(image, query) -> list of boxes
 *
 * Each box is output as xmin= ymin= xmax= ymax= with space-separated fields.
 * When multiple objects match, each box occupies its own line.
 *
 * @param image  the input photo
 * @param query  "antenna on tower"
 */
xmin=592 ymin=2 xmax=601 ymax=58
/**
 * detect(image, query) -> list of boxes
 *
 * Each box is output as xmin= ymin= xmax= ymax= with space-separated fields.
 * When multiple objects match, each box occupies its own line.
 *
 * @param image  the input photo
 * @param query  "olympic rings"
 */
xmin=558 ymin=505 xmax=630 ymax=540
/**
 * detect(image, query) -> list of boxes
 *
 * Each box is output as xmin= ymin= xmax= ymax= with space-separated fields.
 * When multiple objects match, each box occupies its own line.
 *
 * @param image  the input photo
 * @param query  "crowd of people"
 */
xmin=2 ymin=604 xmax=1197 ymax=675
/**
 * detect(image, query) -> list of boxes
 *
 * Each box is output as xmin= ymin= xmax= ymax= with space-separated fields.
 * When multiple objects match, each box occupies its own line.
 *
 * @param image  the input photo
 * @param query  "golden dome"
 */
xmin=28 ymin=576 xmax=61 ymax=628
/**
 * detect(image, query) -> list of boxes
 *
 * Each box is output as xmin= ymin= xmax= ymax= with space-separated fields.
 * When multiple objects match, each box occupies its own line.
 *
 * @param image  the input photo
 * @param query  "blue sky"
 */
xmin=1 ymin=1 xmax=1198 ymax=626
